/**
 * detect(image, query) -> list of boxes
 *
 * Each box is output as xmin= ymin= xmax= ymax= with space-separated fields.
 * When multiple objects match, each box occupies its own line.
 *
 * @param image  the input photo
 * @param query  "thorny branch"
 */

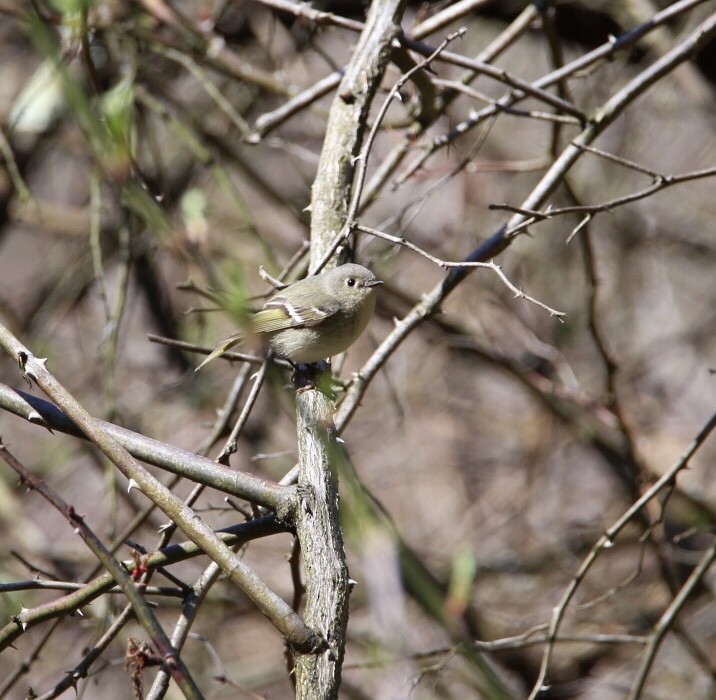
xmin=1 ymin=1 xmax=715 ymax=698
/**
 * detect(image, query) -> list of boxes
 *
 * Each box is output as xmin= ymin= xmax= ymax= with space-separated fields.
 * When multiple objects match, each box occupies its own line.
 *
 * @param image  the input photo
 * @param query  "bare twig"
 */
xmin=0 ymin=580 xmax=184 ymax=597
xmin=0 ymin=516 xmax=286 ymax=650
xmin=361 ymin=4 xmax=539 ymax=208
xmin=396 ymin=0 xmax=710 ymax=186
xmin=217 ymin=358 xmax=271 ymax=461
xmin=409 ymin=0 xmax=497 ymax=40
xmin=490 ymin=165 xmax=716 ymax=233
xmin=528 ymin=409 xmax=716 ymax=699
xmin=344 ymin=631 xmax=647 ymax=668
xmin=313 ymin=30 xmax=466 ymax=274
xmin=354 ymin=223 xmax=565 ymax=319
xmin=0 ymin=443 xmax=204 ymax=700
xmin=627 ymin=541 xmax=716 ymax=700
xmin=402 ymin=37 xmax=586 ymax=121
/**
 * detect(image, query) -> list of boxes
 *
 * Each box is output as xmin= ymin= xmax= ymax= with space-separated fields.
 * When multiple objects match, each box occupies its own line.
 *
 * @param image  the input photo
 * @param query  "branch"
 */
xmin=0 ymin=326 xmax=317 ymax=652
xmin=627 ymin=541 xmax=716 ymax=699
xmin=0 ymin=443 xmax=204 ymax=700
xmin=490 ymin=164 xmax=716 ymax=231
xmin=293 ymin=2 xmax=407 ymax=698
xmin=354 ymin=223 xmax=565 ymax=319
xmin=313 ymin=30 xmax=467 ymax=273
xmin=528 ymin=409 xmax=716 ymax=699
xmin=335 ymin=10 xmax=716 ymax=432
xmin=0 ymin=514 xmax=285 ymax=650
xmin=0 ymin=383 xmax=289 ymax=510
xmin=395 ymin=0 xmax=710 ymax=186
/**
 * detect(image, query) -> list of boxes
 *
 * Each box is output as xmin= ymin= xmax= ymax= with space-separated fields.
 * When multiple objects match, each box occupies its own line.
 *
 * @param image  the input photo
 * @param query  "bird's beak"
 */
xmin=364 ymin=279 xmax=384 ymax=288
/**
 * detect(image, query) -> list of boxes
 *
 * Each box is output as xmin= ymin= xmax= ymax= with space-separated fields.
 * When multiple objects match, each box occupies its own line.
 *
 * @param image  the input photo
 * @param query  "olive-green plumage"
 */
xmin=196 ymin=264 xmax=382 ymax=369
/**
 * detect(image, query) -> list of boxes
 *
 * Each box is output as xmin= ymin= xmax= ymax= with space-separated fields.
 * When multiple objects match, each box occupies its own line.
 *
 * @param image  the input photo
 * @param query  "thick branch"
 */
xmin=293 ymin=2 xmax=407 ymax=699
xmin=308 ymin=0 xmax=407 ymax=269
xmin=0 ymin=326 xmax=316 ymax=652
xmin=0 ymin=383 xmax=291 ymax=512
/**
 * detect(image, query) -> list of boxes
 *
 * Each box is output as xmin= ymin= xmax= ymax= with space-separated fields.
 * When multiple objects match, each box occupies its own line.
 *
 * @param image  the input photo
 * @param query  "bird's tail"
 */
xmin=195 ymin=332 xmax=243 ymax=371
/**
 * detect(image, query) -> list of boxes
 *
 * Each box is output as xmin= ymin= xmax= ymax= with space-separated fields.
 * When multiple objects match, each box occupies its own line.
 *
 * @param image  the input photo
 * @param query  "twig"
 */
xmin=251 ymin=0 xmax=363 ymax=32
xmin=573 ymin=142 xmax=664 ymax=178
xmin=348 ymin=31 xmax=465 ymax=223
xmin=134 ymin=5 xmax=289 ymax=94
xmin=402 ymin=37 xmax=586 ymax=121
xmin=528 ymin=409 xmax=716 ymax=699
xmin=0 ymin=580 xmax=185 ymax=597
xmin=409 ymin=0 xmax=496 ymax=40
xmin=361 ymin=4 xmax=538 ymax=209
xmin=217 ymin=357 xmax=271 ymax=461
xmin=395 ymin=0 xmax=710 ymax=186
xmin=627 ymin=541 xmax=716 ymax=700
xmin=354 ymin=223 xmax=565 ymax=319
xmin=147 ymin=333 xmax=292 ymax=369
xmin=0 ymin=442 xmax=204 ymax=700
xmin=343 ymin=631 xmax=647 ymax=668
xmin=490 ymin=165 xmax=716 ymax=233
xmin=0 ymin=516 xmax=287 ymax=650
xmin=432 ymin=78 xmax=582 ymax=125
xmin=250 ymin=70 xmax=342 ymax=141
xmin=156 ymin=46 xmax=250 ymax=137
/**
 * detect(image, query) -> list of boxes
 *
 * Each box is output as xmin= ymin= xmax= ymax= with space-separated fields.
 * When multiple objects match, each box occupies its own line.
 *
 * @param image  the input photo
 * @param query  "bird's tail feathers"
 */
xmin=195 ymin=332 xmax=243 ymax=371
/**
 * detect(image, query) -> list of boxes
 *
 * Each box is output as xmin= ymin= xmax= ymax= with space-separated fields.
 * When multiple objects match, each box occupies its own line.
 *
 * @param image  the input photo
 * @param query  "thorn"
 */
xmin=127 ymin=478 xmax=139 ymax=493
xmin=27 ymin=410 xmax=49 ymax=430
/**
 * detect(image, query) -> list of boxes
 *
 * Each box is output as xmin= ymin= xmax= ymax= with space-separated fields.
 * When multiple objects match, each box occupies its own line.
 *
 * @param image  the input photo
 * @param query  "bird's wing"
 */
xmin=251 ymin=296 xmax=339 ymax=333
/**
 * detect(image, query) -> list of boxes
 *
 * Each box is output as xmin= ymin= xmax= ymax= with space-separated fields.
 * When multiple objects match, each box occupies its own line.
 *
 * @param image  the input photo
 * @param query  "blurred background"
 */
xmin=1 ymin=1 xmax=715 ymax=698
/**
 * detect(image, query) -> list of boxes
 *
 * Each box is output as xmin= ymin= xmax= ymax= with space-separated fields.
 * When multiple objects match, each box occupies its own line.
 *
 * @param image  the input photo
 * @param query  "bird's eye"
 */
xmin=346 ymin=277 xmax=356 ymax=287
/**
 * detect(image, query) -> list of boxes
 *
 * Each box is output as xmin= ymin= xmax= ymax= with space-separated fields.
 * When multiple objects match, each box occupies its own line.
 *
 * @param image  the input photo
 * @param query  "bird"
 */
xmin=196 ymin=263 xmax=383 ymax=369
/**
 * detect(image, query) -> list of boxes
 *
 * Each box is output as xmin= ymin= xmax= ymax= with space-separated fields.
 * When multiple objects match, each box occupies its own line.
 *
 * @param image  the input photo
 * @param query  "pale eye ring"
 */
xmin=346 ymin=277 xmax=356 ymax=287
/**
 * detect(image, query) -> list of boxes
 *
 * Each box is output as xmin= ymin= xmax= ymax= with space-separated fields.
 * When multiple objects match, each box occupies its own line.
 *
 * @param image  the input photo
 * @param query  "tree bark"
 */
xmin=292 ymin=1 xmax=407 ymax=698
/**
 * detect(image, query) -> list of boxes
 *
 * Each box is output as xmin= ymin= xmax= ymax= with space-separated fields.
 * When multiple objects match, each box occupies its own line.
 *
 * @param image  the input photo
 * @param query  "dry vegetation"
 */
xmin=1 ymin=1 xmax=716 ymax=699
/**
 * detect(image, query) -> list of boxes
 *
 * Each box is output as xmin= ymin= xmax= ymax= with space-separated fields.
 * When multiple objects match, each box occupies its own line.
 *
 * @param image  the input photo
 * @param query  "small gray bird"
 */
xmin=197 ymin=263 xmax=383 ymax=369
